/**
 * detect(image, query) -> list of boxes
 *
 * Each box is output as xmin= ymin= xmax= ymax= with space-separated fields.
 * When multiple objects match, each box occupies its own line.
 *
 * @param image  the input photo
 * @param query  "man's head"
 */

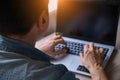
xmin=0 ymin=0 xmax=49 ymax=36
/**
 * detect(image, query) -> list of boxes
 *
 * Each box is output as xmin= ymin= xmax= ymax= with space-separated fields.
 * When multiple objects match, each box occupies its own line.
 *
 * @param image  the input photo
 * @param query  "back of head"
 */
xmin=0 ymin=0 xmax=49 ymax=36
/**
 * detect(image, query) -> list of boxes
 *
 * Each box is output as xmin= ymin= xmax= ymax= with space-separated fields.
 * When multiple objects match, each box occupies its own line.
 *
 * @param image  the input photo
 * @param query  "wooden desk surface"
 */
xmin=36 ymin=33 xmax=120 ymax=80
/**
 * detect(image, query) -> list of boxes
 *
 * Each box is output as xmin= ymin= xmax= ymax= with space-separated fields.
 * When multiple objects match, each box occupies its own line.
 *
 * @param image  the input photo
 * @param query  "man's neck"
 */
xmin=7 ymin=34 xmax=36 ymax=46
xmin=6 ymin=27 xmax=39 ymax=46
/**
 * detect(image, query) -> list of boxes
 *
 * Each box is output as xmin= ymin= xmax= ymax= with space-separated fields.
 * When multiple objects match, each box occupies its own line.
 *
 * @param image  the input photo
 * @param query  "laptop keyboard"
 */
xmin=55 ymin=41 xmax=109 ymax=73
xmin=55 ymin=41 xmax=109 ymax=58
xmin=55 ymin=41 xmax=84 ymax=55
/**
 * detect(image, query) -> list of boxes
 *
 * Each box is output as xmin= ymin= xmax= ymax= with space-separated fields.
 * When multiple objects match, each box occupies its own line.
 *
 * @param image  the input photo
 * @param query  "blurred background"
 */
xmin=49 ymin=0 xmax=57 ymax=13
xmin=44 ymin=0 xmax=57 ymax=35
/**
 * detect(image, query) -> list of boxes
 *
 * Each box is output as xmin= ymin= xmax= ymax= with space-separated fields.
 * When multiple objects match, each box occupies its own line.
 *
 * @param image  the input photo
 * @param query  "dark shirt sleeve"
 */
xmin=0 ymin=51 xmax=78 ymax=80
xmin=26 ymin=60 xmax=77 ymax=80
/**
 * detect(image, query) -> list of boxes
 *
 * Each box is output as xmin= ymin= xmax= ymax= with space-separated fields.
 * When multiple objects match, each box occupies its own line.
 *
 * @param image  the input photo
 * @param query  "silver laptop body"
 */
xmin=51 ymin=0 xmax=119 ymax=76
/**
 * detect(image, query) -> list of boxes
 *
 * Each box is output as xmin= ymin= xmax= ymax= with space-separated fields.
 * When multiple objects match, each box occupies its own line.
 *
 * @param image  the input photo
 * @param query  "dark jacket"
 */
xmin=0 ymin=35 xmax=77 ymax=80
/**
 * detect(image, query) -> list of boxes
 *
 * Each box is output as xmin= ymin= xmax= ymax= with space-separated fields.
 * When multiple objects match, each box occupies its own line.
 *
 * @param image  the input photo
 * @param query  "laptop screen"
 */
xmin=57 ymin=0 xmax=119 ymax=46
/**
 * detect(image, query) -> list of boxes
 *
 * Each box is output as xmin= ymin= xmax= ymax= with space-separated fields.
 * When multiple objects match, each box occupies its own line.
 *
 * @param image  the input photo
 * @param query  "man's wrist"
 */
xmin=89 ymin=63 xmax=103 ymax=74
xmin=89 ymin=64 xmax=108 ymax=80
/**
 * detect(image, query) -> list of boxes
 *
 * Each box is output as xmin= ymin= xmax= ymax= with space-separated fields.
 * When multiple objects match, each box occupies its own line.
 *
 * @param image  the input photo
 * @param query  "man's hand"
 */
xmin=80 ymin=43 xmax=108 ymax=80
xmin=80 ymin=42 xmax=104 ymax=72
xmin=39 ymin=35 xmax=67 ymax=58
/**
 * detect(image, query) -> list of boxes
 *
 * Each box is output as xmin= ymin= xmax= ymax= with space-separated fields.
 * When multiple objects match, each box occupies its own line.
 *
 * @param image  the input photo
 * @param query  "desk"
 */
xmin=35 ymin=33 xmax=120 ymax=80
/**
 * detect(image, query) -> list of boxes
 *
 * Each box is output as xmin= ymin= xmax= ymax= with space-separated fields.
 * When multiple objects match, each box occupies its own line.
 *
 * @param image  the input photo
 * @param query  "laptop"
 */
xmin=51 ymin=0 xmax=119 ymax=76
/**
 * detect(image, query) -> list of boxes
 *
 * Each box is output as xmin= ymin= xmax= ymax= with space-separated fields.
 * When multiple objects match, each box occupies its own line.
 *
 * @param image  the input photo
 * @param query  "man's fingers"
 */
xmin=99 ymin=48 xmax=104 ymax=65
xmin=80 ymin=53 xmax=84 ymax=59
xmin=53 ymin=35 xmax=62 ymax=40
xmin=99 ymin=48 xmax=104 ymax=57
xmin=55 ymin=49 xmax=67 ymax=55
xmin=99 ymin=48 xmax=104 ymax=58
xmin=99 ymin=48 xmax=104 ymax=54
xmin=80 ymin=53 xmax=85 ymax=65
xmin=84 ymin=45 xmax=89 ymax=53
xmin=53 ymin=39 xmax=67 ymax=46
xmin=95 ymin=47 xmax=99 ymax=54
xmin=89 ymin=42 xmax=94 ymax=51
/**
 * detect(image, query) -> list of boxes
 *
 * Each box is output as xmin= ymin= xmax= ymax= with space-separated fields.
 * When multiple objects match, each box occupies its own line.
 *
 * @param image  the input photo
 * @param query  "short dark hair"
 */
xmin=0 ymin=0 xmax=49 ymax=35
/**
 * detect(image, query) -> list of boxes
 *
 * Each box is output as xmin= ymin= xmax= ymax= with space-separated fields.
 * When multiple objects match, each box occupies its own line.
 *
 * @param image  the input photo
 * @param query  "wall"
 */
xmin=116 ymin=10 xmax=120 ymax=49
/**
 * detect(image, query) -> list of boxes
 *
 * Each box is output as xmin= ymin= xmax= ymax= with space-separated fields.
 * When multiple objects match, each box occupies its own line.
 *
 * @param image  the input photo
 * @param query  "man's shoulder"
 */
xmin=0 ymin=50 xmax=51 ymax=67
xmin=0 ymin=50 xmax=75 ymax=80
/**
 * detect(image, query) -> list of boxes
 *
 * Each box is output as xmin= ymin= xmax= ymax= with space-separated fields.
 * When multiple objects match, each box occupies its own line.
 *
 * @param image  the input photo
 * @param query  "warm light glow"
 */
xmin=49 ymin=0 xmax=57 ymax=12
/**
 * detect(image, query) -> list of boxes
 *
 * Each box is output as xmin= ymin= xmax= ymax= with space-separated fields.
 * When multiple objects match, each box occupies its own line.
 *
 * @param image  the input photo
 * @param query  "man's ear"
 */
xmin=42 ymin=17 xmax=46 ymax=24
xmin=36 ymin=10 xmax=49 ymax=33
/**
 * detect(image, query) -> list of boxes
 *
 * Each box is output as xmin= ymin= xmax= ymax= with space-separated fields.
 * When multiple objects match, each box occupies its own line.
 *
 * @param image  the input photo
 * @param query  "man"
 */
xmin=0 ymin=0 xmax=107 ymax=80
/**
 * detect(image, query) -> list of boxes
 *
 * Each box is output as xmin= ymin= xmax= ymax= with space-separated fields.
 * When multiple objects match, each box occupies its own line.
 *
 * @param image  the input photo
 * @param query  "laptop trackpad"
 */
xmin=51 ymin=54 xmax=83 ymax=70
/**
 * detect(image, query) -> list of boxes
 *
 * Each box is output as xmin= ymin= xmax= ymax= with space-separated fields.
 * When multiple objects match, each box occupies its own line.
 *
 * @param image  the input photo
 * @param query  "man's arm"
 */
xmin=80 ymin=43 xmax=108 ymax=80
xmin=39 ymin=35 xmax=67 ymax=57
